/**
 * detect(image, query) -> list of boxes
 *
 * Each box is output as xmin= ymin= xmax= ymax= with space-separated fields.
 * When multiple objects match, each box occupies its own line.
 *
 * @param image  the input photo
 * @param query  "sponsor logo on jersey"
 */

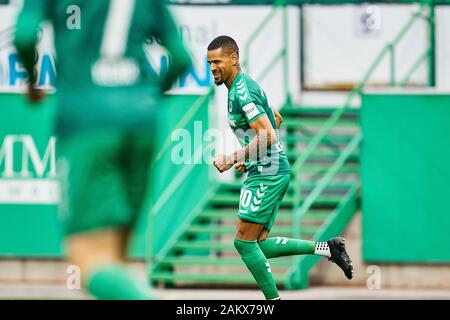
xmin=243 ymin=102 xmax=260 ymax=120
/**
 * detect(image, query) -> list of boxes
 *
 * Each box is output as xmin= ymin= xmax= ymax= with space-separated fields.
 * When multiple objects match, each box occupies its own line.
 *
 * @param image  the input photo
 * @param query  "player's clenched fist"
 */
xmin=213 ymin=154 xmax=234 ymax=173
xmin=234 ymin=162 xmax=247 ymax=173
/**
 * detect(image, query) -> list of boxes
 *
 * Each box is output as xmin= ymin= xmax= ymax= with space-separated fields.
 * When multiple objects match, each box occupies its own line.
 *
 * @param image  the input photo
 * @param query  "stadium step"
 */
xmin=280 ymin=106 xmax=359 ymax=117
xmin=286 ymin=150 xmax=359 ymax=162
xmin=151 ymin=272 xmax=289 ymax=285
xmin=186 ymin=224 xmax=320 ymax=236
xmin=197 ymin=209 xmax=333 ymax=221
xmin=283 ymin=118 xmax=358 ymax=129
xmin=158 ymin=256 xmax=293 ymax=267
xmin=209 ymin=194 xmax=343 ymax=207
xmin=217 ymin=181 xmax=355 ymax=192
xmin=300 ymin=163 xmax=359 ymax=174
xmin=282 ymin=135 xmax=354 ymax=145
xmin=185 ymin=225 xmax=296 ymax=235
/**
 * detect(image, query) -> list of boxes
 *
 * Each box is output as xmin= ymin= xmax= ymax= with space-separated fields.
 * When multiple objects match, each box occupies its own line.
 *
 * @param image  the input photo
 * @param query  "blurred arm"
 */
xmin=13 ymin=0 xmax=48 ymax=85
xmin=152 ymin=0 xmax=191 ymax=92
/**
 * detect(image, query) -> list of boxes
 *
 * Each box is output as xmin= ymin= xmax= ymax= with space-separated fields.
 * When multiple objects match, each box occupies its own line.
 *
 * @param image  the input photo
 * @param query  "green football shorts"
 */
xmin=57 ymin=131 xmax=154 ymax=236
xmin=238 ymin=174 xmax=291 ymax=231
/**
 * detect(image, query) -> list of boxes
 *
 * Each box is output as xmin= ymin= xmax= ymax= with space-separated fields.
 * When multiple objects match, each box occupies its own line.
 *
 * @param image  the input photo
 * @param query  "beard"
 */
xmin=213 ymin=72 xmax=224 ymax=86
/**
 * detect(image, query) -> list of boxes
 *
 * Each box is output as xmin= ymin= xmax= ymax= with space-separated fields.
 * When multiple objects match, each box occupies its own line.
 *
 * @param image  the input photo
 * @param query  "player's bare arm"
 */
xmin=13 ymin=3 xmax=47 ymax=103
xmin=233 ymin=108 xmax=281 ymax=174
xmin=213 ymin=114 xmax=277 ymax=173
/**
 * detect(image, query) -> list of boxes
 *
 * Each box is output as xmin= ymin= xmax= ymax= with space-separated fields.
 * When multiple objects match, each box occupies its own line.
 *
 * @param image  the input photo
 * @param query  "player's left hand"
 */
xmin=213 ymin=154 xmax=234 ymax=173
xmin=234 ymin=162 xmax=247 ymax=173
xmin=26 ymin=85 xmax=45 ymax=104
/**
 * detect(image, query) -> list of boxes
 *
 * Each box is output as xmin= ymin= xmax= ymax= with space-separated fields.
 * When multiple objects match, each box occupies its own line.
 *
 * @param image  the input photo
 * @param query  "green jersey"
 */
xmin=14 ymin=0 xmax=190 ymax=137
xmin=227 ymin=72 xmax=291 ymax=177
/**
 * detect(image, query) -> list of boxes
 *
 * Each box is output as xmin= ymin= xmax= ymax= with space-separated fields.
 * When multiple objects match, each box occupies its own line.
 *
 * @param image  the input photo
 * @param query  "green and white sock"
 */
xmin=258 ymin=237 xmax=331 ymax=258
xmin=314 ymin=241 xmax=331 ymax=258
xmin=258 ymin=237 xmax=315 ymax=258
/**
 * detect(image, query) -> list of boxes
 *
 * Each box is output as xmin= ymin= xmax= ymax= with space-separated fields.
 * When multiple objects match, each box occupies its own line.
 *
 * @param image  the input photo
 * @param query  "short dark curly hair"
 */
xmin=207 ymin=35 xmax=239 ymax=56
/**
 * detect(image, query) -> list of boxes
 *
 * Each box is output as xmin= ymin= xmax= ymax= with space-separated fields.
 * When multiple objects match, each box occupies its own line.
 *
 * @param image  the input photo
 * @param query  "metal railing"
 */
xmin=243 ymin=0 xmax=291 ymax=104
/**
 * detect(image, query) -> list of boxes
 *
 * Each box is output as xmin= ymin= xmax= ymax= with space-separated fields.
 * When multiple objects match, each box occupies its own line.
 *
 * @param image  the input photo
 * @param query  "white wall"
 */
xmin=304 ymin=4 xmax=429 ymax=89
xmin=169 ymin=5 xmax=301 ymax=103
xmin=436 ymin=6 xmax=450 ymax=89
xmin=301 ymin=4 xmax=449 ymax=104
xmin=0 ymin=3 xmax=20 ymax=91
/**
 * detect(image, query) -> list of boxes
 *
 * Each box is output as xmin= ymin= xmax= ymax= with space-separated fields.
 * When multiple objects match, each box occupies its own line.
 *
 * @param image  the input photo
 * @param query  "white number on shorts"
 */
xmin=240 ymin=190 xmax=253 ymax=208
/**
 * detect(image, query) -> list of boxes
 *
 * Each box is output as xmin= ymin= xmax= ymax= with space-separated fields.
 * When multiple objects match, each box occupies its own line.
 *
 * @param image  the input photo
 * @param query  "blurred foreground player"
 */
xmin=15 ymin=0 xmax=190 ymax=299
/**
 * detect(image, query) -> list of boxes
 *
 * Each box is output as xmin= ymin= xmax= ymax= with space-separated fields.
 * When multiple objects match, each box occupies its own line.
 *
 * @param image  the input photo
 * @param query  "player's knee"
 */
xmin=235 ymin=228 xmax=246 ymax=240
xmin=234 ymin=238 xmax=257 ymax=256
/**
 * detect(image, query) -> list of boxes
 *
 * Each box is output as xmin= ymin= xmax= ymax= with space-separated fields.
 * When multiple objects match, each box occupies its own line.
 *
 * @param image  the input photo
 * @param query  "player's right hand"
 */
xmin=234 ymin=162 xmax=247 ymax=173
xmin=26 ymin=85 xmax=45 ymax=104
xmin=213 ymin=154 xmax=234 ymax=173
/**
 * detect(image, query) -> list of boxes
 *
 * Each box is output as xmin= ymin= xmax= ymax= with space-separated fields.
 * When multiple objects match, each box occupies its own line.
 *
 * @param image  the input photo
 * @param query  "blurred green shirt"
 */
xmin=14 ymin=0 xmax=191 ymax=136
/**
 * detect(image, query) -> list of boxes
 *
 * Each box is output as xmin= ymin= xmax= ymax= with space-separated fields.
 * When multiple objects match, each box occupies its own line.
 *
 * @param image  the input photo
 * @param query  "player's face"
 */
xmin=207 ymin=48 xmax=233 ymax=86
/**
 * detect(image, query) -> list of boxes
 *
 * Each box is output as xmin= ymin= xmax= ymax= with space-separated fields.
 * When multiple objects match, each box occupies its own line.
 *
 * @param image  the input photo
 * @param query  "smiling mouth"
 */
xmin=212 ymin=72 xmax=222 ymax=84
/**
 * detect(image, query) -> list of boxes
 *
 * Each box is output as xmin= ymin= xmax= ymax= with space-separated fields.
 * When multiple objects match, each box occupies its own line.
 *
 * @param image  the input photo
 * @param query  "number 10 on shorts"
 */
xmin=240 ymin=190 xmax=253 ymax=208
xmin=240 ymin=188 xmax=263 ymax=213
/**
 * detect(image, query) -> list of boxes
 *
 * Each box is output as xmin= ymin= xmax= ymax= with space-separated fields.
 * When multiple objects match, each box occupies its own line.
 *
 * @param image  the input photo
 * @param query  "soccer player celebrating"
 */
xmin=208 ymin=36 xmax=353 ymax=300
xmin=14 ymin=0 xmax=191 ymax=299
